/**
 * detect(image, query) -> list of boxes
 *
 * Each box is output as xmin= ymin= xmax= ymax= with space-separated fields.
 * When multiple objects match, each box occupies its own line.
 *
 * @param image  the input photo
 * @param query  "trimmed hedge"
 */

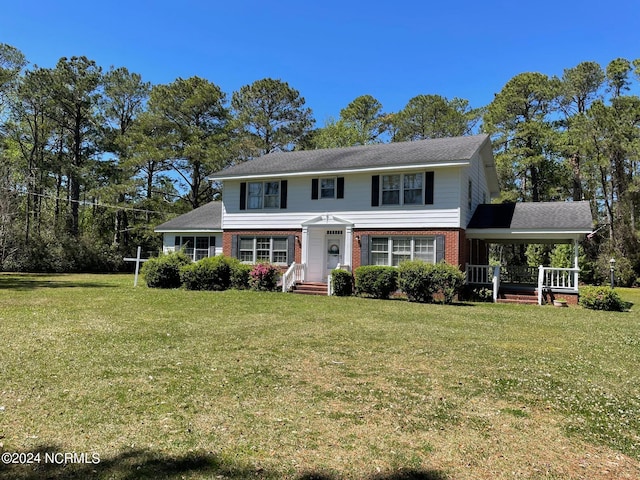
xmin=229 ymin=259 xmax=252 ymax=290
xmin=354 ymin=266 xmax=398 ymax=299
xmin=579 ymin=286 xmax=628 ymax=311
xmin=397 ymin=260 xmax=465 ymax=304
xmin=141 ymin=251 xmax=191 ymax=288
xmin=180 ymin=255 xmax=233 ymax=291
xmin=331 ymin=269 xmax=354 ymax=296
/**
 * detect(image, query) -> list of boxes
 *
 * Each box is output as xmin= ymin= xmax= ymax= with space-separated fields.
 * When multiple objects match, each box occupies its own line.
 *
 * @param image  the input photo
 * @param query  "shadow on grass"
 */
xmin=0 ymin=446 xmax=449 ymax=480
xmin=0 ymin=274 xmax=115 ymax=291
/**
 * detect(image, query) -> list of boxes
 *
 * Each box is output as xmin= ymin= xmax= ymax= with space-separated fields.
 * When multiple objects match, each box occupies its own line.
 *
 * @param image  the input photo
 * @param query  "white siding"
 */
xmin=222 ymin=168 xmax=464 ymax=229
xmin=460 ymin=151 xmax=491 ymax=227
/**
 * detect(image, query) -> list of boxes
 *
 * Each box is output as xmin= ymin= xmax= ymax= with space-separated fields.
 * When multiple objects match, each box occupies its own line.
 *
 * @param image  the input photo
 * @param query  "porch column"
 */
xmin=573 ymin=238 xmax=580 ymax=291
xmin=344 ymin=226 xmax=353 ymax=270
xmin=301 ymin=226 xmax=309 ymax=266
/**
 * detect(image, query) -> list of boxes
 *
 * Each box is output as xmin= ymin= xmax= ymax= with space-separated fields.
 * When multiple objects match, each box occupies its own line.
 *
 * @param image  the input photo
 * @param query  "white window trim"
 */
xmin=370 ymin=236 xmax=436 ymax=266
xmin=320 ymin=176 xmax=337 ymax=199
xmin=176 ymin=235 xmax=216 ymax=262
xmin=239 ymin=236 xmax=289 ymax=265
xmin=380 ymin=173 xmax=424 ymax=206
xmin=247 ymin=181 xmax=280 ymax=210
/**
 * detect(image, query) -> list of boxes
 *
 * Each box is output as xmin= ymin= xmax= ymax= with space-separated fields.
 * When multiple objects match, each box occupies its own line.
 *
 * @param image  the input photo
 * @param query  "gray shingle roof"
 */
xmin=154 ymin=201 xmax=222 ymax=232
xmin=467 ymin=201 xmax=593 ymax=231
xmin=211 ymin=134 xmax=491 ymax=178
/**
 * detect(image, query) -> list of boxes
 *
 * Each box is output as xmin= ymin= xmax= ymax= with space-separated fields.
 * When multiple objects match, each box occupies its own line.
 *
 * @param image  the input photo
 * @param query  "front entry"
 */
xmin=301 ymin=216 xmax=353 ymax=283
xmin=326 ymin=235 xmax=343 ymax=280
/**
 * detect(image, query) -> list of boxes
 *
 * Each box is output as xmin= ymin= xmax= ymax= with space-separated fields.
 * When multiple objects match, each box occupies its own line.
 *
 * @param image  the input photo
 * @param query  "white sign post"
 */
xmin=123 ymin=246 xmax=149 ymax=287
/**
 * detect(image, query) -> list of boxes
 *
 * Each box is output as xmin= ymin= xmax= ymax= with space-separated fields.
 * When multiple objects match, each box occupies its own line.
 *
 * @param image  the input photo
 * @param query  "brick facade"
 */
xmin=351 ymin=228 xmax=468 ymax=271
xmin=222 ymin=230 xmax=302 ymax=264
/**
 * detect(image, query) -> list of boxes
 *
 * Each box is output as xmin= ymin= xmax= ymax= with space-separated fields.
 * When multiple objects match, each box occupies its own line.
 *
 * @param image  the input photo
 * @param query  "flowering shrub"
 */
xmin=249 ymin=263 xmax=281 ymax=291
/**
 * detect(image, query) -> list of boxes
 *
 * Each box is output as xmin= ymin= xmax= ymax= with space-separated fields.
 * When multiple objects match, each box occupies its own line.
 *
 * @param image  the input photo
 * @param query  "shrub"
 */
xmin=397 ymin=261 xmax=465 ymax=304
xmin=249 ymin=263 xmax=281 ymax=291
xmin=431 ymin=262 xmax=466 ymax=304
xmin=460 ymin=285 xmax=493 ymax=303
xmin=141 ymin=251 xmax=191 ymax=288
xmin=229 ymin=259 xmax=252 ymax=290
xmin=579 ymin=286 xmax=628 ymax=312
xmin=331 ymin=269 xmax=353 ymax=296
xmin=180 ymin=255 xmax=233 ymax=291
xmin=355 ymin=266 xmax=398 ymax=299
xmin=397 ymin=260 xmax=436 ymax=303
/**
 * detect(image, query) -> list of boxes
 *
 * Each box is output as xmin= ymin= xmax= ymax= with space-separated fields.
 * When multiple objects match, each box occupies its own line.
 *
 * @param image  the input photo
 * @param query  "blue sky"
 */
xmin=3 ymin=0 xmax=640 ymax=126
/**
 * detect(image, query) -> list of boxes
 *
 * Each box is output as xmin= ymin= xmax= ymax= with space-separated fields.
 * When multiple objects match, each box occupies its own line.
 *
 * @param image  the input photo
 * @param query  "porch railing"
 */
xmin=465 ymin=264 xmax=501 ymax=302
xmin=328 ymin=263 xmax=351 ymax=296
xmin=466 ymin=264 xmax=492 ymax=285
xmin=282 ymin=262 xmax=306 ymax=292
xmin=538 ymin=266 xmax=579 ymax=305
xmin=500 ymin=265 xmax=539 ymax=285
xmin=467 ymin=264 xmax=580 ymax=305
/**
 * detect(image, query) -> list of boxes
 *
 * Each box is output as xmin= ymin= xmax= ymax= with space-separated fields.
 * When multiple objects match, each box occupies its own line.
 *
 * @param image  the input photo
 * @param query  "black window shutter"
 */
xmin=435 ymin=235 xmax=445 ymax=263
xmin=425 ymin=172 xmax=434 ymax=205
xmin=371 ymin=176 xmax=380 ymax=207
xmin=311 ymin=178 xmax=319 ymax=200
xmin=239 ymin=182 xmax=247 ymax=210
xmin=287 ymin=235 xmax=295 ymax=264
xmin=209 ymin=236 xmax=216 ymax=257
xmin=231 ymin=234 xmax=239 ymax=258
xmin=337 ymin=177 xmax=344 ymax=199
xmin=359 ymin=234 xmax=370 ymax=266
xmin=280 ymin=180 xmax=288 ymax=209
xmin=209 ymin=236 xmax=216 ymax=247
xmin=174 ymin=236 xmax=180 ymax=247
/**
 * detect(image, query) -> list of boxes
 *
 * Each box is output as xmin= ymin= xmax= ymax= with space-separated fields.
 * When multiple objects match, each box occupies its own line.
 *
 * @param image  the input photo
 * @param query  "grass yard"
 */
xmin=1 ymin=273 xmax=639 ymax=479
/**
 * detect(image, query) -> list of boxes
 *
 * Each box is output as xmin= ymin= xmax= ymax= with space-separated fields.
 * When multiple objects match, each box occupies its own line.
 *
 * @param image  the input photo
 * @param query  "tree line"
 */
xmin=0 ymin=43 xmax=638 ymax=283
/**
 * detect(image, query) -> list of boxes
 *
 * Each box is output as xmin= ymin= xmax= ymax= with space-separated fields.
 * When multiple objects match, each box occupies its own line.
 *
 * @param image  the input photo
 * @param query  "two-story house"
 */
xmin=157 ymin=134 xmax=593 ymax=304
xmin=210 ymin=134 xmax=499 ymax=283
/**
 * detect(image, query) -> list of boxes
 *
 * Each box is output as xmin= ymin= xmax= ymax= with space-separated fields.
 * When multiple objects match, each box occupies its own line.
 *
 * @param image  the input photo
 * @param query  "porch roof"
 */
xmin=466 ymin=201 xmax=593 ymax=243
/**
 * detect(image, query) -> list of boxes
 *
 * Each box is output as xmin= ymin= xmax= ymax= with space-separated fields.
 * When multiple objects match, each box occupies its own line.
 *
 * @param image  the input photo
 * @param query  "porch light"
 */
xmin=356 ymin=235 xmax=361 ymax=245
xmin=610 ymin=258 xmax=616 ymax=288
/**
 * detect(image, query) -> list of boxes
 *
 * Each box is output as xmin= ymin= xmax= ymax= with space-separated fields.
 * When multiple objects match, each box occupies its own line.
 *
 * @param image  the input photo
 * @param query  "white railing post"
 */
xmin=538 ymin=266 xmax=544 ymax=305
xmin=327 ymin=274 xmax=333 ymax=296
xmin=492 ymin=265 xmax=500 ymax=303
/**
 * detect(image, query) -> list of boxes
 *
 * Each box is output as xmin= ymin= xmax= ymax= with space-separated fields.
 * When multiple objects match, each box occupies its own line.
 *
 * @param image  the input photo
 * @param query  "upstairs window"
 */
xmin=320 ymin=178 xmax=335 ymax=198
xmin=312 ymin=177 xmax=344 ymax=200
xmin=248 ymin=181 xmax=280 ymax=209
xmin=374 ymin=172 xmax=432 ymax=206
xmin=240 ymin=180 xmax=287 ymax=210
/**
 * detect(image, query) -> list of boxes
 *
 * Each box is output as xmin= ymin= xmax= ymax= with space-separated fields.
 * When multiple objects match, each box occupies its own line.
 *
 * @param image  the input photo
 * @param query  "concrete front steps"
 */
xmin=291 ymin=282 xmax=328 ymax=296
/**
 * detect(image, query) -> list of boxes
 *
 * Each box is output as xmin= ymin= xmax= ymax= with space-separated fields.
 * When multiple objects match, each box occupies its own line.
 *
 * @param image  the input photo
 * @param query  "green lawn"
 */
xmin=1 ymin=273 xmax=639 ymax=479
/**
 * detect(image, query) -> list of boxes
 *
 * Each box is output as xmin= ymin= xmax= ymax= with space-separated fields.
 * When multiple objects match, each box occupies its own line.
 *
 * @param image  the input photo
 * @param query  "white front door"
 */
xmin=326 ymin=236 xmax=343 ymax=279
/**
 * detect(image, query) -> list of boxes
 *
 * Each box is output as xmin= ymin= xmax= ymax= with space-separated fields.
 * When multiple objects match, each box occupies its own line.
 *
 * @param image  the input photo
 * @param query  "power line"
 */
xmin=0 ymin=186 xmax=176 ymax=216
